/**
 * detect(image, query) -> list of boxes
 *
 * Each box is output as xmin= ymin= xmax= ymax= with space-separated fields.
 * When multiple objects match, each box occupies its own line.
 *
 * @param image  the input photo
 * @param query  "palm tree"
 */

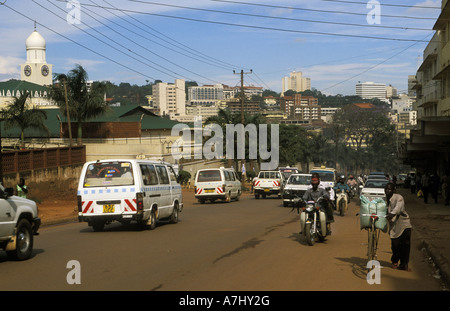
xmin=48 ymin=64 xmax=109 ymax=145
xmin=1 ymin=91 xmax=49 ymax=148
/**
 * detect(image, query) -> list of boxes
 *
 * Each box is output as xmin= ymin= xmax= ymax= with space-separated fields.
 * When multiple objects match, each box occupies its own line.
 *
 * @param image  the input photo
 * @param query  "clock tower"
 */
xmin=20 ymin=27 xmax=53 ymax=86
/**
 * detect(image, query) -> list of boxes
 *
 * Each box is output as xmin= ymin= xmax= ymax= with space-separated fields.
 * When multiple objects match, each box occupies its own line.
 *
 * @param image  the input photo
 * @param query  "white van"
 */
xmin=77 ymin=159 xmax=183 ymax=231
xmin=194 ymin=167 xmax=241 ymax=203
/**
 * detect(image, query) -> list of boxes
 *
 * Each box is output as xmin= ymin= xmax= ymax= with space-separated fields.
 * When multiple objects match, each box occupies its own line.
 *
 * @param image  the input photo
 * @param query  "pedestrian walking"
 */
xmin=430 ymin=172 xmax=440 ymax=204
xmin=410 ymin=174 xmax=416 ymax=194
xmin=421 ymin=172 xmax=430 ymax=203
xmin=442 ymin=169 xmax=450 ymax=206
xmin=385 ymin=183 xmax=412 ymax=271
xmin=16 ymin=178 xmax=28 ymax=198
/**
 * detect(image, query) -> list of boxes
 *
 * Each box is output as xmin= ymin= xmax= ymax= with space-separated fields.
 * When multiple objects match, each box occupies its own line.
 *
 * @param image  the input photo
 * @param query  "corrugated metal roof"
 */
xmin=1 ymin=104 xmax=182 ymax=138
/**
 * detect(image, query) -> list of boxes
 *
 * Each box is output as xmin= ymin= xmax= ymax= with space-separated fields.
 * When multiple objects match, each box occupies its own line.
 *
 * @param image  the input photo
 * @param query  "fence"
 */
xmin=1 ymin=145 xmax=86 ymax=175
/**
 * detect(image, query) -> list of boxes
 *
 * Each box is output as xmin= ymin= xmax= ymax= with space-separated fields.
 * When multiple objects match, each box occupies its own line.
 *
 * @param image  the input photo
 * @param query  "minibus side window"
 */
xmin=140 ymin=164 xmax=159 ymax=185
xmin=167 ymin=166 xmax=178 ymax=183
xmin=156 ymin=165 xmax=170 ymax=184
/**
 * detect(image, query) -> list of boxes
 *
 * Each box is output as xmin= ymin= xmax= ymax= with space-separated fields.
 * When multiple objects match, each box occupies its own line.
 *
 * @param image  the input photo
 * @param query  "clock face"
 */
xmin=24 ymin=65 xmax=31 ymax=76
xmin=41 ymin=65 xmax=49 ymax=76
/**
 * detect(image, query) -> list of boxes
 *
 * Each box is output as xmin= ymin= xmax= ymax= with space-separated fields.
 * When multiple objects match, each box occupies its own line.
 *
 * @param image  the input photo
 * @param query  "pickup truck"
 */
xmin=0 ymin=185 xmax=40 ymax=260
xmin=253 ymin=170 xmax=284 ymax=199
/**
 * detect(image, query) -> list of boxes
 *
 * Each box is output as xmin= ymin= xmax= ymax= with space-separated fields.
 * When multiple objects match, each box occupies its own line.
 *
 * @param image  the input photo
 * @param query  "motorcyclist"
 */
xmin=347 ymin=175 xmax=358 ymax=199
xmin=334 ymin=175 xmax=350 ymax=208
xmin=303 ymin=173 xmax=334 ymax=234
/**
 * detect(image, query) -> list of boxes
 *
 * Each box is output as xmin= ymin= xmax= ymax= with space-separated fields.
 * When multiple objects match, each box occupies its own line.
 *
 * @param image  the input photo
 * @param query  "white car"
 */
xmin=360 ymin=179 xmax=388 ymax=202
xmin=282 ymin=174 xmax=311 ymax=207
xmin=0 ymin=185 xmax=40 ymax=260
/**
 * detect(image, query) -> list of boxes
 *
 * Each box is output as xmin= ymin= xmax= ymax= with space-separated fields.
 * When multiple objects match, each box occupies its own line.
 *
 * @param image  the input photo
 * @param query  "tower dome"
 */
xmin=26 ymin=30 xmax=46 ymax=50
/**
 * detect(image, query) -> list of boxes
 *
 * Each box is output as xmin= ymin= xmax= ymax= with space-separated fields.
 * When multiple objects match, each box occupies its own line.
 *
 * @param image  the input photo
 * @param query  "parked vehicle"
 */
xmin=282 ymin=173 xmax=311 ymax=207
xmin=194 ymin=167 xmax=241 ymax=203
xmin=253 ymin=170 xmax=283 ymax=199
xmin=77 ymin=159 xmax=183 ymax=231
xmin=0 ymin=185 xmax=40 ymax=260
xmin=295 ymin=197 xmax=329 ymax=246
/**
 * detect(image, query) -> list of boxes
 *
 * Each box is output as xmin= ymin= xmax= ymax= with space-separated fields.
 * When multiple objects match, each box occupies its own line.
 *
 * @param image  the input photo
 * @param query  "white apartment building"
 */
xmin=188 ymin=84 xmax=224 ymax=106
xmin=355 ymin=82 xmax=386 ymax=99
xmin=223 ymin=85 xmax=263 ymax=99
xmin=282 ymin=71 xmax=311 ymax=94
xmin=152 ymin=79 xmax=186 ymax=117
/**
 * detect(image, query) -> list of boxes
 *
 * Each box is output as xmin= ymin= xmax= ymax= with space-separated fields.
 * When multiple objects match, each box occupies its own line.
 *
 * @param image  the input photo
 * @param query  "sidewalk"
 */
xmin=397 ymin=187 xmax=450 ymax=287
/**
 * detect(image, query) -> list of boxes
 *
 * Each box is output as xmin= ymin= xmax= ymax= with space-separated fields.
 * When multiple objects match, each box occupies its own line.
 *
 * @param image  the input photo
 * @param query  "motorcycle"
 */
xmin=293 ymin=197 xmax=328 ymax=246
xmin=349 ymin=185 xmax=357 ymax=199
xmin=335 ymin=189 xmax=348 ymax=216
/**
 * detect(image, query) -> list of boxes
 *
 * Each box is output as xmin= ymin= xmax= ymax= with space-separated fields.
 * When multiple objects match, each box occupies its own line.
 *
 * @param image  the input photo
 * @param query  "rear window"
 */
xmin=258 ymin=171 xmax=281 ymax=179
xmin=311 ymin=171 xmax=335 ymax=182
xmin=288 ymin=175 xmax=311 ymax=185
xmin=197 ymin=170 xmax=222 ymax=182
xmin=83 ymin=161 xmax=134 ymax=187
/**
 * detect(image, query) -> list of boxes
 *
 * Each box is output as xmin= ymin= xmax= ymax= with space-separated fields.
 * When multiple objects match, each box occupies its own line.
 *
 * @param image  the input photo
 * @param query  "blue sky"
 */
xmin=0 ymin=0 xmax=441 ymax=95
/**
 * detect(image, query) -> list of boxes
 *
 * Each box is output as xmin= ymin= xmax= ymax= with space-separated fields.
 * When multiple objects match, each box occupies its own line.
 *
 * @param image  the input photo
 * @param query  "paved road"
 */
xmin=0 ymin=193 xmax=443 ymax=291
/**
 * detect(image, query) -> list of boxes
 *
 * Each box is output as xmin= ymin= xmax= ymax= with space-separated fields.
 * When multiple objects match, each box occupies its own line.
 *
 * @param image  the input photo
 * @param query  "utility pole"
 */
xmin=233 ymin=69 xmax=252 ymax=180
xmin=233 ymin=69 xmax=252 ymax=124
xmin=63 ymin=78 xmax=73 ymax=147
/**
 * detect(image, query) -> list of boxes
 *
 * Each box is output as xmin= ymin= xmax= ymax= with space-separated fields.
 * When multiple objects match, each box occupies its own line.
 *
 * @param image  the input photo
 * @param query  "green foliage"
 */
xmin=177 ymin=170 xmax=191 ymax=185
xmin=48 ymin=64 xmax=110 ymax=144
xmin=1 ymin=91 xmax=49 ymax=146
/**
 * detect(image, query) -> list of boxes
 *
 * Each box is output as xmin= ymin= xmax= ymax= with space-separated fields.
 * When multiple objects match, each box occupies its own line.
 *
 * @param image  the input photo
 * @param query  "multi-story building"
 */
xmin=280 ymin=94 xmax=320 ymax=120
xmin=222 ymin=85 xmax=263 ymax=99
xmin=402 ymin=1 xmax=450 ymax=175
xmin=386 ymin=85 xmax=398 ymax=98
xmin=281 ymin=71 xmax=311 ymax=94
xmin=187 ymin=84 xmax=224 ymax=106
xmin=355 ymin=82 xmax=386 ymax=99
xmin=152 ymin=79 xmax=186 ymax=117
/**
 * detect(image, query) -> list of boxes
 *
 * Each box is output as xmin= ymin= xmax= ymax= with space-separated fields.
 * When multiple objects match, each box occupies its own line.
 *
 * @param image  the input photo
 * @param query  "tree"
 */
xmin=1 ymin=91 xmax=49 ymax=148
xmin=49 ymin=64 xmax=109 ymax=145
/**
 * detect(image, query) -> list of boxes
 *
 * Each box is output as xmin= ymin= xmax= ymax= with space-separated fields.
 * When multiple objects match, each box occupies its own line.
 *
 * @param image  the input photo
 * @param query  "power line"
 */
xmin=95 ymin=0 xmax=245 ymax=72
xmin=1 ymin=2 xmax=158 ymax=82
xmin=53 ymin=0 xmax=224 ymax=84
xmin=56 ymin=2 xmax=434 ymax=42
xmin=128 ymin=0 xmax=433 ymax=31
xmin=41 ymin=0 xmax=193 ymax=81
xmin=210 ymin=0 xmax=440 ymax=21
xmin=322 ymin=34 xmax=432 ymax=92
xmin=321 ymin=0 xmax=441 ymax=9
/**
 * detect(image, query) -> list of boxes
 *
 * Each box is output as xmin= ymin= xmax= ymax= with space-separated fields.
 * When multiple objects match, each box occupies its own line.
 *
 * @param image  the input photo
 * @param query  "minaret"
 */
xmin=20 ymin=25 xmax=53 ymax=86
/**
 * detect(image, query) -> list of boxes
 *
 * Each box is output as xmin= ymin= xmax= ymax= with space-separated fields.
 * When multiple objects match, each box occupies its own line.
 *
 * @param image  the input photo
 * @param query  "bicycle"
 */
xmin=360 ymin=213 xmax=387 ymax=262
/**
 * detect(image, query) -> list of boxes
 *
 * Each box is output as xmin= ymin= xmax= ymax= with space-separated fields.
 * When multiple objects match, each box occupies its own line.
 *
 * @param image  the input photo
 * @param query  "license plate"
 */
xmin=264 ymin=188 xmax=270 ymax=192
xmin=205 ymin=189 xmax=214 ymax=193
xmin=103 ymin=204 xmax=115 ymax=213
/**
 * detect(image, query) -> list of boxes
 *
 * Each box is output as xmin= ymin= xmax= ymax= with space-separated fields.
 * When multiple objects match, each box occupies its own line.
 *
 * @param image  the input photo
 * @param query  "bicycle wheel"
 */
xmin=367 ymin=228 xmax=376 ymax=261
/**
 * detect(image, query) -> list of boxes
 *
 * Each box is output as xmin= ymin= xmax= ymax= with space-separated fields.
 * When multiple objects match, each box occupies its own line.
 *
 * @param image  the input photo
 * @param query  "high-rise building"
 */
xmin=281 ymin=71 xmax=311 ymax=94
xmin=355 ymin=82 xmax=386 ymax=99
xmin=152 ymin=79 xmax=185 ymax=117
